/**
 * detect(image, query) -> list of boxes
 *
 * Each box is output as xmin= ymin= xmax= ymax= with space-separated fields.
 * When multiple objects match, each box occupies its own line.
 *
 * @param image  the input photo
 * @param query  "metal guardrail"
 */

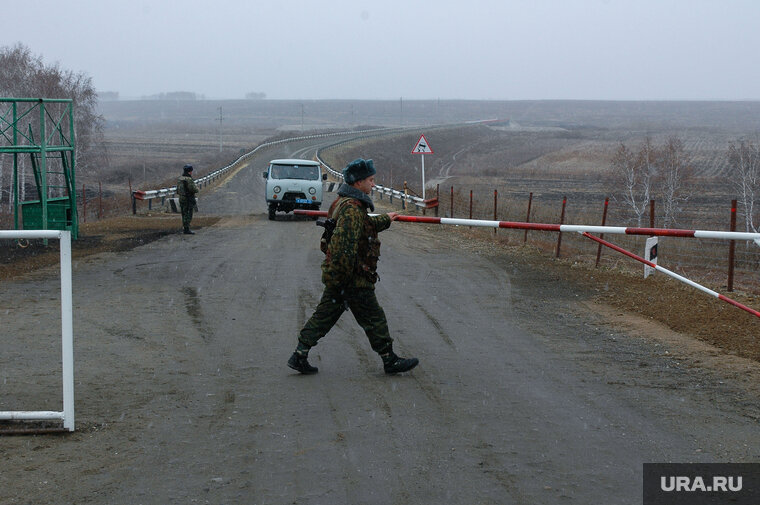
xmin=315 ymin=137 xmax=438 ymax=210
xmin=131 ymin=126 xmax=404 ymax=211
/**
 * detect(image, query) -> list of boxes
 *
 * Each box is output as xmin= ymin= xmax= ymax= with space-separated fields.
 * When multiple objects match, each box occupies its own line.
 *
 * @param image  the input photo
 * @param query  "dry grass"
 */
xmin=0 ymin=215 xmax=220 ymax=281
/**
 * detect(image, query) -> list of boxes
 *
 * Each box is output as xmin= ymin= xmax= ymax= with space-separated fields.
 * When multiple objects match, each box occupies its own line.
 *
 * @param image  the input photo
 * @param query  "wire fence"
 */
xmin=375 ymin=183 xmax=760 ymax=295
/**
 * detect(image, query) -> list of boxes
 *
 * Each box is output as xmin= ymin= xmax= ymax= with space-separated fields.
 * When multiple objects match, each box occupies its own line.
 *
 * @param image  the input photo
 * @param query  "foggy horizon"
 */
xmin=4 ymin=0 xmax=760 ymax=102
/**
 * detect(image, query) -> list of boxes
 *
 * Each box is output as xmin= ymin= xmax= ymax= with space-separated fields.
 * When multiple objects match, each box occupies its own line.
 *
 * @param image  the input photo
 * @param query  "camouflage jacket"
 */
xmin=322 ymin=184 xmax=391 ymax=289
xmin=177 ymin=175 xmax=199 ymax=203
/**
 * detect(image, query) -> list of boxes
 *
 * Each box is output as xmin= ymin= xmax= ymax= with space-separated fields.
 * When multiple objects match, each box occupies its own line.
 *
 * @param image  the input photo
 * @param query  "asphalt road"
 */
xmin=1 ymin=136 xmax=759 ymax=504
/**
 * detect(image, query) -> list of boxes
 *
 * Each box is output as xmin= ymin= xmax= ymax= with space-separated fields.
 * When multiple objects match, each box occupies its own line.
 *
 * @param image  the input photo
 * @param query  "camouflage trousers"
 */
xmin=180 ymin=200 xmax=194 ymax=228
xmin=299 ymin=286 xmax=393 ymax=354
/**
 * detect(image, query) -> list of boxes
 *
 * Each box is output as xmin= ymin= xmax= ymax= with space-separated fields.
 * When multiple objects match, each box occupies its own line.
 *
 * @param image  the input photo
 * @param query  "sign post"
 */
xmin=644 ymin=236 xmax=658 ymax=278
xmin=411 ymin=134 xmax=433 ymax=199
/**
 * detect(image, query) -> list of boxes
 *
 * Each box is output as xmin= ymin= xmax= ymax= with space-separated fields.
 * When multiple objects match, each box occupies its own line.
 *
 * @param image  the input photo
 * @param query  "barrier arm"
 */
xmin=294 ymin=210 xmax=760 ymax=319
xmin=293 ymin=210 xmax=760 ymax=243
xmin=582 ymin=231 xmax=760 ymax=319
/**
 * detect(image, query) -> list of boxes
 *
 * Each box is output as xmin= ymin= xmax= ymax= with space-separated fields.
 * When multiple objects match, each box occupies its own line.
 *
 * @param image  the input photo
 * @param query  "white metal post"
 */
xmin=421 ymin=154 xmax=426 ymax=200
xmin=0 ymin=229 xmax=75 ymax=431
xmin=60 ymin=231 xmax=75 ymax=431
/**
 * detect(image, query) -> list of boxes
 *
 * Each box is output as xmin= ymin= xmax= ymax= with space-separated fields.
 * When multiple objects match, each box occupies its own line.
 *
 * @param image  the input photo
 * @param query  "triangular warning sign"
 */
xmin=411 ymin=134 xmax=433 ymax=154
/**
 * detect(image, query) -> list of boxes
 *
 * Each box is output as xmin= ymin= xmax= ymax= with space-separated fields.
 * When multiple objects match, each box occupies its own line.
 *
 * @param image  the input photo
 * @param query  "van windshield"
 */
xmin=270 ymin=164 xmax=320 ymax=180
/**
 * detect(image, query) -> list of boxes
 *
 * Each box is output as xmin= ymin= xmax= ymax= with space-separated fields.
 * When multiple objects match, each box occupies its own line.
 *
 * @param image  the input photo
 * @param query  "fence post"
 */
xmin=595 ymin=197 xmax=609 ymax=267
xmin=524 ymin=192 xmax=533 ymax=243
xmin=450 ymin=186 xmax=454 ymax=218
xmin=469 ymin=190 xmax=473 ymax=229
xmin=402 ymin=181 xmax=407 ymax=210
xmin=556 ymin=196 xmax=567 ymax=258
xmin=728 ymin=199 xmax=737 ymax=291
xmin=493 ymin=190 xmax=498 ymax=235
xmin=650 ymin=199 xmax=655 ymax=228
xmin=98 ymin=181 xmax=103 ymax=219
xmin=82 ymin=184 xmax=87 ymax=224
xmin=435 ymin=184 xmax=439 ymax=217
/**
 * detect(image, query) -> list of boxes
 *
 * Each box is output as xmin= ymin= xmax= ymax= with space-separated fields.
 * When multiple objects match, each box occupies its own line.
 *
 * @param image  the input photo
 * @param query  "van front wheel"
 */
xmin=268 ymin=205 xmax=276 ymax=220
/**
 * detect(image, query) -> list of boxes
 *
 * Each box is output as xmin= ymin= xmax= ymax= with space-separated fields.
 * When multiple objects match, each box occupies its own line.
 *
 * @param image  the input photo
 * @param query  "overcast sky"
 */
xmin=4 ymin=0 xmax=760 ymax=101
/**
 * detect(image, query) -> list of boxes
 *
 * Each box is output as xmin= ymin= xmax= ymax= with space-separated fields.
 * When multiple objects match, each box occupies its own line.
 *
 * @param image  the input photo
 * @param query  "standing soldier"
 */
xmin=287 ymin=158 xmax=419 ymax=375
xmin=177 ymin=164 xmax=199 ymax=235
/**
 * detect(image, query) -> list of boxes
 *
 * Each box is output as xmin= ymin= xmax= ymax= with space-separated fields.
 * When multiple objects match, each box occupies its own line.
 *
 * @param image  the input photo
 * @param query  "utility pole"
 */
xmin=217 ymin=106 xmax=223 ymax=153
xmin=301 ymin=103 xmax=304 ymax=132
xmin=400 ymin=96 xmax=403 ymax=127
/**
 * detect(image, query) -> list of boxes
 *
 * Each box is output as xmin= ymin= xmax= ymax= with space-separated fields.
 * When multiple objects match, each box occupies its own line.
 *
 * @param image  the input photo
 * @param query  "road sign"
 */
xmin=412 ymin=134 xmax=433 ymax=154
xmin=411 ymin=134 xmax=433 ymax=199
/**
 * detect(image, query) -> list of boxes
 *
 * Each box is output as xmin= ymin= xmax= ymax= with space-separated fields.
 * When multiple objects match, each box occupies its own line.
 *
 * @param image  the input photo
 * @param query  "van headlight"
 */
xmin=273 ymin=186 xmax=281 ymax=193
xmin=309 ymin=187 xmax=316 ymax=195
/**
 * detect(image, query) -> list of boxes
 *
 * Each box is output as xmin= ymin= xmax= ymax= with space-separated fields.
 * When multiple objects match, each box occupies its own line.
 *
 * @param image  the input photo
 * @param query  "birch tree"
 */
xmin=727 ymin=140 xmax=760 ymax=233
xmin=0 ymin=43 xmax=106 ymax=199
xmin=659 ymin=136 xmax=692 ymax=228
xmin=610 ymin=138 xmax=657 ymax=226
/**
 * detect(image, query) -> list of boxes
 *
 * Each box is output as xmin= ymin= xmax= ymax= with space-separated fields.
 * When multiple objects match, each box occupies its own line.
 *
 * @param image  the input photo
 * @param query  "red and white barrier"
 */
xmin=294 ymin=210 xmax=760 ymax=243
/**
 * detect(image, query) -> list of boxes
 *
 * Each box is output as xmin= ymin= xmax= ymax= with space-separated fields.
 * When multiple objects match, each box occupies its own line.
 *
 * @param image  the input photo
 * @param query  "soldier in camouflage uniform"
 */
xmin=177 ymin=164 xmax=199 ymax=235
xmin=288 ymin=158 xmax=419 ymax=375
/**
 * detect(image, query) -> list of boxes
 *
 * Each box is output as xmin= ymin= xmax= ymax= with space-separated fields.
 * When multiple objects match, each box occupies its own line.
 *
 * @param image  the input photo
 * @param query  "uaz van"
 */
xmin=263 ymin=159 xmax=327 ymax=220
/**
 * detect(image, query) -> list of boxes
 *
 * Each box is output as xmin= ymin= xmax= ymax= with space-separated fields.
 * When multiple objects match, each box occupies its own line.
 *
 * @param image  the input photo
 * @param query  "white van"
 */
xmin=262 ymin=159 xmax=327 ymax=220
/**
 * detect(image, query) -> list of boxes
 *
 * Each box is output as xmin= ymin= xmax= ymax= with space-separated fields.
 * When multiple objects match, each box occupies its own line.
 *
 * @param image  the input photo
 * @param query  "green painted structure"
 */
xmin=0 ymin=98 xmax=78 ymax=238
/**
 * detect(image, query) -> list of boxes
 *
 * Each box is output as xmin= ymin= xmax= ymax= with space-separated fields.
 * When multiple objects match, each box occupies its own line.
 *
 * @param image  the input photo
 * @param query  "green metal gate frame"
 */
xmin=0 ymin=98 xmax=78 ymax=238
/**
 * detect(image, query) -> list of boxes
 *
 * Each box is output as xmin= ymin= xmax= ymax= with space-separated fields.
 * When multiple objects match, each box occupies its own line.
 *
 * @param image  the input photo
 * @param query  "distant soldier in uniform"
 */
xmin=288 ymin=158 xmax=419 ymax=375
xmin=177 ymin=164 xmax=199 ymax=235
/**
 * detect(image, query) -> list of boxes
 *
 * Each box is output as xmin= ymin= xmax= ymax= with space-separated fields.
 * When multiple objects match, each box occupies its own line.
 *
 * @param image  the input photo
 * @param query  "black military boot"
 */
xmin=183 ymin=226 xmax=195 ymax=235
xmin=287 ymin=343 xmax=318 ymax=374
xmin=382 ymin=350 xmax=419 ymax=374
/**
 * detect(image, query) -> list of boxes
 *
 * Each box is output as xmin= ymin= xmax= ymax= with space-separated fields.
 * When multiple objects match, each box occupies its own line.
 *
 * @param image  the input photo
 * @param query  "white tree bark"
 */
xmin=660 ymin=136 xmax=692 ymax=228
xmin=727 ymin=140 xmax=760 ymax=233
